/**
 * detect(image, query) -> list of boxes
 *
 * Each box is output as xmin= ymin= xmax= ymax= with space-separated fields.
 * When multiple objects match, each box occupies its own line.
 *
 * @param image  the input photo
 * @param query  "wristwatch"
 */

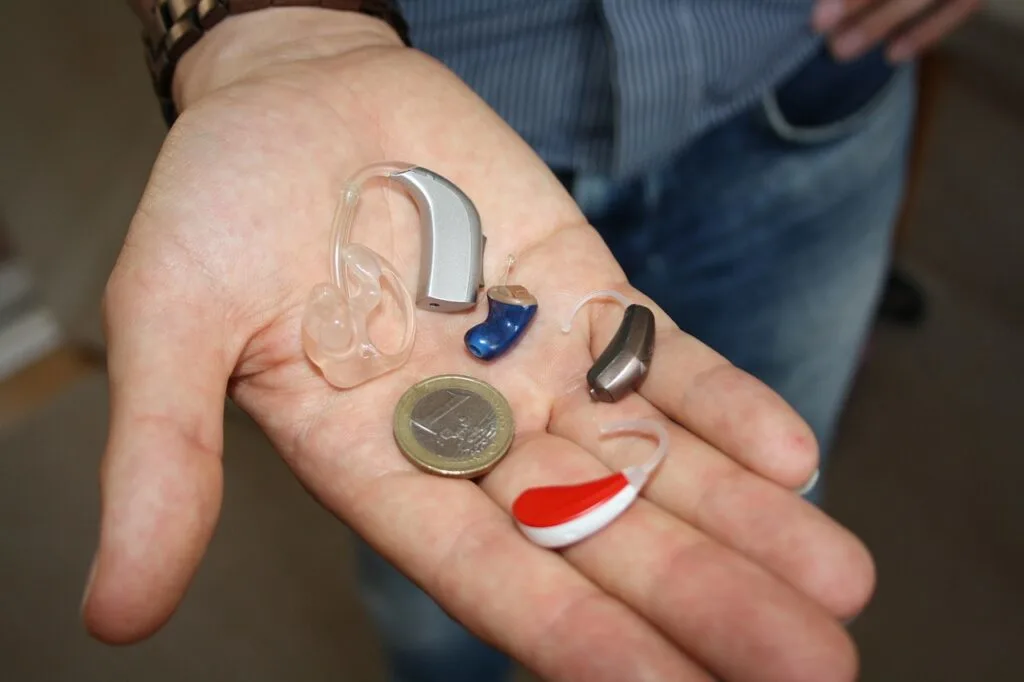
xmin=129 ymin=1 xmax=411 ymax=126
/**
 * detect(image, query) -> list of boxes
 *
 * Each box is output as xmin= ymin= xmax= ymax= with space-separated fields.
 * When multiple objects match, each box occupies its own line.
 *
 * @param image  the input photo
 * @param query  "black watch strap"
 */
xmin=129 ymin=0 xmax=411 ymax=126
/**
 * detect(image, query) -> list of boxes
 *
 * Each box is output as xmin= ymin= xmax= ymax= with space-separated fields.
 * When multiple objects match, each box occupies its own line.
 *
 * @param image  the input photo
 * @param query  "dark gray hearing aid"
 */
xmin=586 ymin=303 xmax=655 ymax=402
xmin=389 ymin=166 xmax=485 ymax=312
xmin=561 ymin=290 xmax=656 ymax=402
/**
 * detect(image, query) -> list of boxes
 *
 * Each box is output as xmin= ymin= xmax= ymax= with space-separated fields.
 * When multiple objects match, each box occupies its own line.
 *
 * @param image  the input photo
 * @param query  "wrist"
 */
xmin=173 ymin=7 xmax=405 ymax=112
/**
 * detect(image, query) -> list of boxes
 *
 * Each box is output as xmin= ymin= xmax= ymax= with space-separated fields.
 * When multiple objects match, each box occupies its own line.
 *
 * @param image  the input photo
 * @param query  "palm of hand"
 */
xmin=86 ymin=50 xmax=873 ymax=682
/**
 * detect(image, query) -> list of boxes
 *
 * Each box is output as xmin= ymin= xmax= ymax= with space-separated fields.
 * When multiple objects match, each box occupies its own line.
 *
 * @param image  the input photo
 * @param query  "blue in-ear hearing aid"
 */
xmin=464 ymin=255 xmax=538 ymax=361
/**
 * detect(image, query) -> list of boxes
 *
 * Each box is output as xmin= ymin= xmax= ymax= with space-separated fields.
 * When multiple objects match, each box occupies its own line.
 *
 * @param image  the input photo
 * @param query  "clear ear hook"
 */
xmin=561 ymin=289 xmax=633 ymax=333
xmin=512 ymin=419 xmax=669 ymax=549
xmin=303 ymin=163 xmax=417 ymax=389
xmin=602 ymin=419 xmax=669 ymax=485
xmin=329 ymin=162 xmax=414 ymax=294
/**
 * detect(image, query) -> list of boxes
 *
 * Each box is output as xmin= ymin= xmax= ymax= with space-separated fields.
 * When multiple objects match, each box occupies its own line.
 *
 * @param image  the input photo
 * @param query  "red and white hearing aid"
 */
xmin=512 ymin=419 xmax=669 ymax=548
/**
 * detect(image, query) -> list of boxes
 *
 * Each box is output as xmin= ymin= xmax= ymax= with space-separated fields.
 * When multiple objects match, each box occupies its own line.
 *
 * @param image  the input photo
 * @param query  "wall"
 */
xmin=987 ymin=0 xmax=1024 ymax=29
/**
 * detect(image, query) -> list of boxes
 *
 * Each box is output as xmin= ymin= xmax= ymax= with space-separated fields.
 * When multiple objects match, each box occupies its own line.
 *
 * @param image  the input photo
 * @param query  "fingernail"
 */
xmin=813 ymin=0 xmax=845 ymax=31
xmin=795 ymin=468 xmax=820 ymax=496
xmin=80 ymin=554 xmax=98 ymax=615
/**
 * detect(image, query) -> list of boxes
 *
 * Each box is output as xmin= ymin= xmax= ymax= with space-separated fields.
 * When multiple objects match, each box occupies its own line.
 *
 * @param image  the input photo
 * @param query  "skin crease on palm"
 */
xmin=68 ymin=8 xmax=948 ymax=682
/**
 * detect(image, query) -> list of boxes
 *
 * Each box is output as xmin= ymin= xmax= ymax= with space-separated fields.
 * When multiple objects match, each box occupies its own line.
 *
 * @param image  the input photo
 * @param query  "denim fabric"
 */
xmin=356 ymin=46 xmax=917 ymax=682
xmin=579 ymin=48 xmax=914 ymax=468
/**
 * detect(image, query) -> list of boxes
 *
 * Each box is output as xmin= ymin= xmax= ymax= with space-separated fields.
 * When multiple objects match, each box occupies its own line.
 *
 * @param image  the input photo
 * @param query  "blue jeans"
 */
xmin=357 ymin=45 xmax=916 ymax=682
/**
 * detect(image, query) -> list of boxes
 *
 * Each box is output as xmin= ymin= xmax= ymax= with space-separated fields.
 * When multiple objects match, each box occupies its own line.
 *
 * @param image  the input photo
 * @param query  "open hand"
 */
xmin=82 ymin=10 xmax=874 ymax=682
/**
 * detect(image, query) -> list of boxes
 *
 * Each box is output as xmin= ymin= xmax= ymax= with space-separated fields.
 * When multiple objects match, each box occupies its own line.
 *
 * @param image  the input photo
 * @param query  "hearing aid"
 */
xmin=512 ymin=420 xmax=669 ymax=548
xmin=387 ymin=164 xmax=485 ymax=312
xmin=464 ymin=255 xmax=538 ymax=361
xmin=562 ymin=290 xmax=656 ymax=402
xmin=302 ymin=162 xmax=485 ymax=389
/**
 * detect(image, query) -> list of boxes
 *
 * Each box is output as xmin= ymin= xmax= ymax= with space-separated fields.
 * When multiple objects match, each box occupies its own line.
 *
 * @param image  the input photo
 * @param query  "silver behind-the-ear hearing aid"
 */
xmin=302 ymin=162 xmax=486 ymax=389
xmin=390 ymin=166 xmax=485 ymax=313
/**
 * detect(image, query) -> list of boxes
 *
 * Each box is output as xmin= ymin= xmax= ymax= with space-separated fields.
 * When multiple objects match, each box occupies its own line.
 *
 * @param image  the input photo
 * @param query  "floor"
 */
xmin=1 ymin=14 xmax=1022 ymax=682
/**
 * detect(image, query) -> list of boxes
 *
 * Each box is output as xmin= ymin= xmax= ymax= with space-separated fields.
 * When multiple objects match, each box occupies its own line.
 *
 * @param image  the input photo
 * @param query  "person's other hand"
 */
xmin=813 ymin=0 xmax=983 ymax=62
xmin=82 ymin=9 xmax=874 ymax=682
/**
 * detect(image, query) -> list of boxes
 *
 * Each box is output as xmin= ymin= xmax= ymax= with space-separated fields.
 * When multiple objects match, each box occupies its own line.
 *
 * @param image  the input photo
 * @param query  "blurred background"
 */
xmin=1 ymin=2 xmax=1021 ymax=681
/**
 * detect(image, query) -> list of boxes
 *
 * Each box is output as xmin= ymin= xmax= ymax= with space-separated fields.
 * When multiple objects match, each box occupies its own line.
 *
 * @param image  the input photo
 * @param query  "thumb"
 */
xmin=82 ymin=274 xmax=233 ymax=644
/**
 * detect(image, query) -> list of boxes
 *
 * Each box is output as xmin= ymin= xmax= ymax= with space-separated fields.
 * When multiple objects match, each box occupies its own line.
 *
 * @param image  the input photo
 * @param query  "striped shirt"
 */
xmin=398 ymin=0 xmax=823 ymax=179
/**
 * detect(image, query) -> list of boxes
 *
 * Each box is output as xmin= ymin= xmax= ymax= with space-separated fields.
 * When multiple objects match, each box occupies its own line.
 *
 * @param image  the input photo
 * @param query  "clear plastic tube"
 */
xmin=561 ymin=289 xmax=633 ymax=333
xmin=329 ymin=162 xmax=415 ymax=291
xmin=304 ymin=161 xmax=418 ymax=389
xmin=599 ymin=419 xmax=670 ymax=486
